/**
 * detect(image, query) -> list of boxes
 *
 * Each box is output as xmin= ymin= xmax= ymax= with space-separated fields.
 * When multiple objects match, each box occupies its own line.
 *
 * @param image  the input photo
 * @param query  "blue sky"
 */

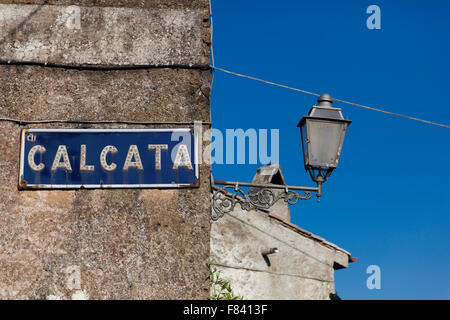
xmin=210 ymin=0 xmax=450 ymax=299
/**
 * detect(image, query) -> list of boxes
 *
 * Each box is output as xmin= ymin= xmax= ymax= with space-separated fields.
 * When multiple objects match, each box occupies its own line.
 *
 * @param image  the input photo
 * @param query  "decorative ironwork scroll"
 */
xmin=211 ymin=183 xmax=312 ymax=221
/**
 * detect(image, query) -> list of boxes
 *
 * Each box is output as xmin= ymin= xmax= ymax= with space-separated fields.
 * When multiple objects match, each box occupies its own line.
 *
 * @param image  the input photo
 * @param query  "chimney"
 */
xmin=249 ymin=164 xmax=290 ymax=221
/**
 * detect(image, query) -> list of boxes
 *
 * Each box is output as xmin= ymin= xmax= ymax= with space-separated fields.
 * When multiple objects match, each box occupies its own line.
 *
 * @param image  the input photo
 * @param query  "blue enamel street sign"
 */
xmin=19 ymin=128 xmax=199 ymax=189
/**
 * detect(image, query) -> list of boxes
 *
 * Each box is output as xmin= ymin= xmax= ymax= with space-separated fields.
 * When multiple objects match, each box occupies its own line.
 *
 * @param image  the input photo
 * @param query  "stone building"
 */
xmin=0 ymin=1 xmax=353 ymax=300
xmin=0 ymin=1 xmax=211 ymax=299
xmin=210 ymin=164 xmax=356 ymax=300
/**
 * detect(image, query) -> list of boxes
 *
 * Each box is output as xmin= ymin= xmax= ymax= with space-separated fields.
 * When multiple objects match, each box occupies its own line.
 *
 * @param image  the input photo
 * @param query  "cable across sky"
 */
xmin=211 ymin=66 xmax=450 ymax=130
xmin=208 ymin=0 xmax=449 ymax=130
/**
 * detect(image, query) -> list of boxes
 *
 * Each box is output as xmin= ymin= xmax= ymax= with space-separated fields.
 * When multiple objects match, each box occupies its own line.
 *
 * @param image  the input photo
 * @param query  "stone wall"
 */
xmin=0 ymin=0 xmax=211 ymax=299
xmin=210 ymin=165 xmax=353 ymax=300
xmin=210 ymin=207 xmax=352 ymax=300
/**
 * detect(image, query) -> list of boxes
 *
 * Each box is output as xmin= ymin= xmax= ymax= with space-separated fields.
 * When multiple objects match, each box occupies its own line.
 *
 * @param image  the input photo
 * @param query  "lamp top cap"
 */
xmin=317 ymin=93 xmax=333 ymax=107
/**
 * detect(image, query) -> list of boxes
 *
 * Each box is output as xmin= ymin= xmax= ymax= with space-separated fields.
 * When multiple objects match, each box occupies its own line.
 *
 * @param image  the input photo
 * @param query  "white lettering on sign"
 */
xmin=100 ymin=145 xmax=118 ymax=172
xmin=26 ymin=143 xmax=193 ymax=172
xmin=123 ymin=145 xmax=144 ymax=171
xmin=28 ymin=145 xmax=46 ymax=171
xmin=173 ymin=144 xmax=193 ymax=170
xmin=148 ymin=144 xmax=168 ymax=171
xmin=80 ymin=144 xmax=95 ymax=172
xmin=51 ymin=145 xmax=73 ymax=172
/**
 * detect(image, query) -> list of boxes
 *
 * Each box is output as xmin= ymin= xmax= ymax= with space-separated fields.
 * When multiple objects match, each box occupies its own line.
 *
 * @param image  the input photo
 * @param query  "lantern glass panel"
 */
xmin=300 ymin=123 xmax=309 ymax=167
xmin=304 ymin=119 xmax=348 ymax=169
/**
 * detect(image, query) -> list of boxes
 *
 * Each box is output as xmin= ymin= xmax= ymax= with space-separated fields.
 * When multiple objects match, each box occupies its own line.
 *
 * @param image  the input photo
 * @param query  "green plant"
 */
xmin=208 ymin=259 xmax=243 ymax=300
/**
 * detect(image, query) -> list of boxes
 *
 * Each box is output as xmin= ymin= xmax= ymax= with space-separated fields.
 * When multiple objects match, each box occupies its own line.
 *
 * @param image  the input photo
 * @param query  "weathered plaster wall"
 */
xmin=0 ymin=0 xmax=211 ymax=299
xmin=0 ymin=67 xmax=210 ymax=122
xmin=0 ymin=4 xmax=210 ymax=66
xmin=0 ymin=1 xmax=209 ymax=10
xmin=210 ymin=204 xmax=351 ymax=300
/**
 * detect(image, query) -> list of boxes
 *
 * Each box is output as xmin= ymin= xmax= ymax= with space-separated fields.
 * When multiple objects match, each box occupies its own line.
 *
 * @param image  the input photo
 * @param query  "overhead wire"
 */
xmin=0 ymin=118 xmax=211 ymax=126
xmin=207 ymin=1 xmax=449 ymax=130
xmin=0 ymin=0 xmax=447 ymax=130
xmin=210 ymin=66 xmax=450 ymax=130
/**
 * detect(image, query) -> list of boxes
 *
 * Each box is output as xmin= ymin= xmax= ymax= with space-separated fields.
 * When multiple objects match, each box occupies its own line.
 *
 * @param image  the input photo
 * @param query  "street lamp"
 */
xmin=297 ymin=93 xmax=352 ymax=199
xmin=211 ymin=93 xmax=352 ymax=220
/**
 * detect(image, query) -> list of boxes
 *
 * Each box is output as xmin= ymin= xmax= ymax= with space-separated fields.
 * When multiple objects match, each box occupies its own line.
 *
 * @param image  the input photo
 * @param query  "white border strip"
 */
xmin=19 ymin=128 xmax=199 ymax=189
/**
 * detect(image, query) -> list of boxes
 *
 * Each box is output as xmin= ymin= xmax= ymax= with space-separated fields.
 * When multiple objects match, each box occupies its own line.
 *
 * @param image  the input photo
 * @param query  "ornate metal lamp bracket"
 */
xmin=211 ymin=180 xmax=320 ymax=221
